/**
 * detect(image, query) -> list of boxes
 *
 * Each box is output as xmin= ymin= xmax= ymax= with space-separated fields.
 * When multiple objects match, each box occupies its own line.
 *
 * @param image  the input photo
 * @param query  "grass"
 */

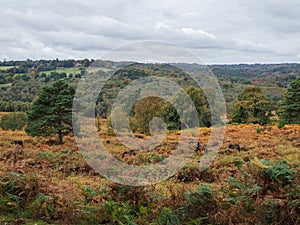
xmin=40 ymin=67 xmax=81 ymax=76
xmin=0 ymin=66 xmax=18 ymax=71
xmin=0 ymin=83 xmax=11 ymax=88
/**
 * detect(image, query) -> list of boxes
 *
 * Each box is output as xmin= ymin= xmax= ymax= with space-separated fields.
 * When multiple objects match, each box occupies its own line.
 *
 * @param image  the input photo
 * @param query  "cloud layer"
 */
xmin=1 ymin=0 xmax=300 ymax=63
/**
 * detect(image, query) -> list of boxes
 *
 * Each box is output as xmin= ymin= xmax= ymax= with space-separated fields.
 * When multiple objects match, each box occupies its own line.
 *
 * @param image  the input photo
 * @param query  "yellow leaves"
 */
xmin=249 ymin=157 xmax=272 ymax=171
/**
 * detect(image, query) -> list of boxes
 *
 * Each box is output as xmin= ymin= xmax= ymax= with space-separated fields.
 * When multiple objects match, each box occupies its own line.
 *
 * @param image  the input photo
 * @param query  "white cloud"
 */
xmin=181 ymin=28 xmax=216 ymax=39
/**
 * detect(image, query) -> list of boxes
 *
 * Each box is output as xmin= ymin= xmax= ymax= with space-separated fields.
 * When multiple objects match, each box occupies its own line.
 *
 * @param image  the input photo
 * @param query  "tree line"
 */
xmin=0 ymin=77 xmax=298 ymax=144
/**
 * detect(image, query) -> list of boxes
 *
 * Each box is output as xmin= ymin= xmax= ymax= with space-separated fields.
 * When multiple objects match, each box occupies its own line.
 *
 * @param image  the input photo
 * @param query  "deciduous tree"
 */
xmin=232 ymin=86 xmax=272 ymax=125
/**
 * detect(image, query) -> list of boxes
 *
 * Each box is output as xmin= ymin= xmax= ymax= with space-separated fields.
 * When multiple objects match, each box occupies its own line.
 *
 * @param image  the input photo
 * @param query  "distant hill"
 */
xmin=0 ymin=59 xmax=299 ymax=114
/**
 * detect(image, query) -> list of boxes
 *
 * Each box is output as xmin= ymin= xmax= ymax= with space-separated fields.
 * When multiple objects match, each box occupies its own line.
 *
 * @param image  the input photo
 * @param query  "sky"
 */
xmin=0 ymin=0 xmax=300 ymax=64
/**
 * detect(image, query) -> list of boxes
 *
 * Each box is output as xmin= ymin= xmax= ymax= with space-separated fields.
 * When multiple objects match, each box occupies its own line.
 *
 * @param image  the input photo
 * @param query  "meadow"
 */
xmin=39 ymin=67 xmax=82 ymax=76
xmin=0 ymin=66 xmax=18 ymax=71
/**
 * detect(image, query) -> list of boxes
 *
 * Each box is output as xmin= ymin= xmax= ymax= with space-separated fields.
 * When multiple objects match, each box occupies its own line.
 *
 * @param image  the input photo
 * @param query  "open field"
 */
xmin=0 ymin=122 xmax=299 ymax=224
xmin=0 ymin=83 xmax=12 ymax=88
xmin=40 ymin=67 xmax=82 ymax=76
xmin=0 ymin=66 xmax=18 ymax=71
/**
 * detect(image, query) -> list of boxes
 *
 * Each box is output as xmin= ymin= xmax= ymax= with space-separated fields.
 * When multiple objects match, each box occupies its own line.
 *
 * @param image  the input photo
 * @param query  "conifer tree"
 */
xmin=278 ymin=78 xmax=300 ymax=127
xmin=25 ymin=80 xmax=75 ymax=144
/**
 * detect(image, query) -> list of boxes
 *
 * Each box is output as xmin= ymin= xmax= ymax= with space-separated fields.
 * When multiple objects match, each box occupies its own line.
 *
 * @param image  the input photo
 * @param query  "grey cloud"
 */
xmin=0 ymin=0 xmax=299 ymax=63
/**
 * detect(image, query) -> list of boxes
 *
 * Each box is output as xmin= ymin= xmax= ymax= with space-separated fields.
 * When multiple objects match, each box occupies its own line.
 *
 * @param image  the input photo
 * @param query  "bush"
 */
xmin=0 ymin=112 xmax=26 ymax=131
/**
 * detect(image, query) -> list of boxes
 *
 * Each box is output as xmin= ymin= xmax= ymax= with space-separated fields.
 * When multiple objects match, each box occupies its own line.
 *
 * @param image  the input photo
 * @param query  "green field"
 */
xmin=40 ymin=67 xmax=82 ymax=76
xmin=0 ymin=83 xmax=11 ymax=88
xmin=0 ymin=66 xmax=18 ymax=71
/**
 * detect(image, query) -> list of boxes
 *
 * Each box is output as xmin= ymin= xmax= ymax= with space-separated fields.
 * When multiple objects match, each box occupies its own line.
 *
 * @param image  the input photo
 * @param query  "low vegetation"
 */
xmin=0 ymin=123 xmax=299 ymax=224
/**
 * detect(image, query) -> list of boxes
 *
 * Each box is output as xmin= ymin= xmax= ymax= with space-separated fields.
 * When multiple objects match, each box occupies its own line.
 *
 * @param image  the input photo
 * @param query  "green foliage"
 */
xmin=0 ymin=112 xmax=26 ymax=131
xmin=278 ymin=77 xmax=300 ymax=126
xmin=184 ymin=184 xmax=216 ymax=219
xmin=162 ymin=101 xmax=180 ymax=130
xmin=232 ymin=105 xmax=248 ymax=124
xmin=0 ymin=172 xmax=39 ymax=215
xmin=185 ymin=86 xmax=211 ymax=127
xmin=163 ymin=86 xmax=211 ymax=130
xmin=129 ymin=86 xmax=211 ymax=134
xmin=232 ymin=86 xmax=272 ymax=125
xmin=101 ymin=199 xmax=137 ymax=224
xmin=25 ymin=80 xmax=75 ymax=144
xmin=221 ymin=159 xmax=299 ymax=224
xmin=81 ymin=186 xmax=100 ymax=205
xmin=186 ymin=184 xmax=213 ymax=204
xmin=225 ymin=176 xmax=261 ymax=214
xmin=130 ymin=96 xmax=164 ymax=134
xmin=233 ymin=158 xmax=245 ymax=167
xmin=154 ymin=208 xmax=181 ymax=225
xmin=0 ymin=101 xmax=30 ymax=112
xmin=260 ymin=160 xmax=296 ymax=188
xmin=29 ymin=193 xmax=56 ymax=219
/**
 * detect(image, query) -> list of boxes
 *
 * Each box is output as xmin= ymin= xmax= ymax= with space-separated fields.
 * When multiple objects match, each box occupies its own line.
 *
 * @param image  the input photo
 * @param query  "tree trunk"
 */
xmin=58 ymin=130 xmax=63 ymax=145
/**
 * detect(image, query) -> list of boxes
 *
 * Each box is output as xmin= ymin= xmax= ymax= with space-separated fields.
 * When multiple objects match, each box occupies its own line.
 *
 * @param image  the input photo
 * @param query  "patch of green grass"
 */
xmin=40 ymin=67 xmax=81 ymax=76
xmin=0 ymin=66 xmax=18 ymax=71
xmin=0 ymin=83 xmax=12 ymax=88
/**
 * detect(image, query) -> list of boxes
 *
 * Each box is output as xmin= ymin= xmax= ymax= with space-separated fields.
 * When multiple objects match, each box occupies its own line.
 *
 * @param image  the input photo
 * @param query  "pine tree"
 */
xmin=278 ymin=78 xmax=300 ymax=127
xmin=25 ymin=80 xmax=75 ymax=144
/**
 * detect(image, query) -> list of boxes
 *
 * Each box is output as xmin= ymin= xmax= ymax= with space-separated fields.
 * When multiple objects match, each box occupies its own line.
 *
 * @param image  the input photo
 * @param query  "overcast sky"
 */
xmin=0 ymin=0 xmax=300 ymax=64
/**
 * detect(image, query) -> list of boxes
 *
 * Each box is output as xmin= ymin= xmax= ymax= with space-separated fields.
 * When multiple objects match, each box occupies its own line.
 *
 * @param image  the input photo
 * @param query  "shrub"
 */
xmin=0 ymin=112 xmax=26 ymax=131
